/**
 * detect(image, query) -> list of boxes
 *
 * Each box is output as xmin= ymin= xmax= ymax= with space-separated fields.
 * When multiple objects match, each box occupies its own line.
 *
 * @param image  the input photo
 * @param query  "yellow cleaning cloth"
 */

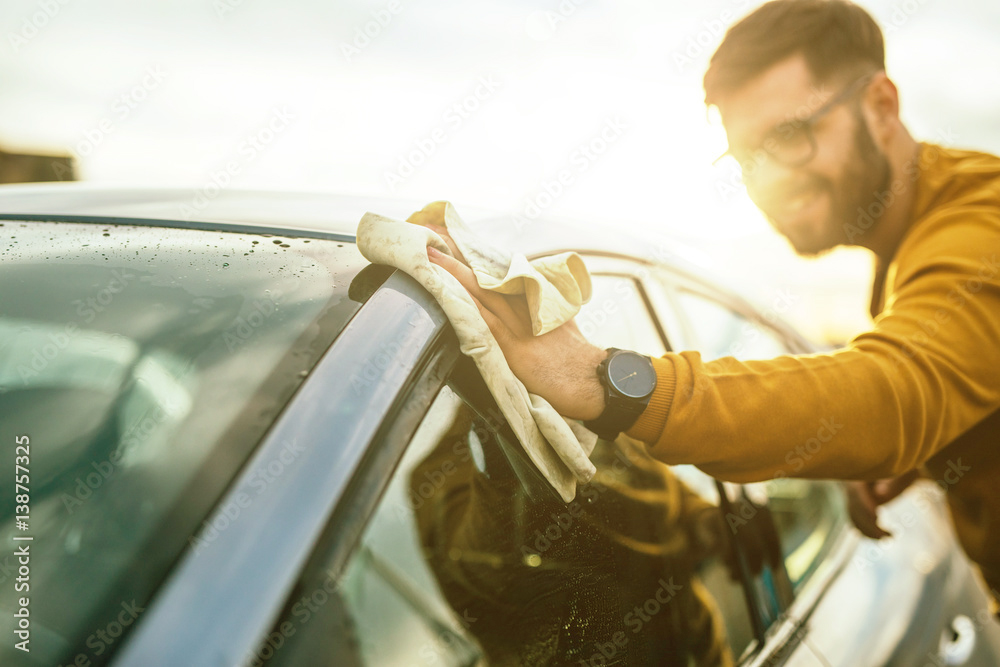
xmin=357 ymin=201 xmax=598 ymax=501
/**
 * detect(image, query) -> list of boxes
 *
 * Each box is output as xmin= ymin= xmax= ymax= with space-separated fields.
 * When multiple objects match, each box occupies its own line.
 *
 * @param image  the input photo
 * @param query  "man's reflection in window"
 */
xmin=410 ymin=405 xmax=735 ymax=666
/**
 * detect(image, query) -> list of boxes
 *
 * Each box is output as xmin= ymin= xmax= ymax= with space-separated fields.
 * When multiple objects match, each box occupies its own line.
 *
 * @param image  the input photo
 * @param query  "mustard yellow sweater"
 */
xmin=627 ymin=143 xmax=1000 ymax=590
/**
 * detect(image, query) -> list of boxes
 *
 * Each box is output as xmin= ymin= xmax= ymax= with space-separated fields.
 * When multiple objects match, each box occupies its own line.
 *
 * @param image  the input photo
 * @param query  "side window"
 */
xmin=671 ymin=288 xmax=848 ymax=593
xmin=576 ymin=274 xmax=668 ymax=355
xmin=258 ymin=364 xmax=774 ymax=665
xmin=754 ymin=478 xmax=847 ymax=591
xmin=674 ymin=289 xmax=788 ymax=361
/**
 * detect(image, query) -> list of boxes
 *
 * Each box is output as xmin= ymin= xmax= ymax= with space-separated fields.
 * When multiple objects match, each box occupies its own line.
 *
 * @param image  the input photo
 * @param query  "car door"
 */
xmin=230 ymin=249 xmax=998 ymax=667
xmin=233 ymin=256 xmax=840 ymax=666
xmin=644 ymin=266 xmax=858 ymax=665
xmin=578 ymin=255 xmax=845 ymax=663
xmin=241 ymin=364 xmax=772 ymax=665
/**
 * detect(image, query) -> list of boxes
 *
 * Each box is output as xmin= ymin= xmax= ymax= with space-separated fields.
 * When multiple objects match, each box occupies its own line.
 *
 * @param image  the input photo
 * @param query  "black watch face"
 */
xmin=606 ymin=352 xmax=656 ymax=399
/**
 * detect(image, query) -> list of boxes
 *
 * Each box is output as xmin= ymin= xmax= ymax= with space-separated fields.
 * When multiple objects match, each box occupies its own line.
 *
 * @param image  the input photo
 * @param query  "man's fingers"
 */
xmin=428 ymin=246 xmax=530 ymax=337
xmin=465 ymin=289 xmax=515 ymax=346
xmin=846 ymin=482 xmax=892 ymax=539
xmin=848 ymin=502 xmax=889 ymax=538
xmin=427 ymin=244 xmax=483 ymax=295
xmin=855 ymin=513 xmax=892 ymax=539
xmin=423 ymin=239 xmax=533 ymax=337
xmin=426 ymin=245 xmax=514 ymax=343
xmin=871 ymin=469 xmax=920 ymax=503
xmin=427 ymin=224 xmax=466 ymax=263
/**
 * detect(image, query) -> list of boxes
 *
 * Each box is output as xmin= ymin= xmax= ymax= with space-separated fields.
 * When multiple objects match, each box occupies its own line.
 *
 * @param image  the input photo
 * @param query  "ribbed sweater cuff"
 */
xmin=625 ymin=355 xmax=676 ymax=444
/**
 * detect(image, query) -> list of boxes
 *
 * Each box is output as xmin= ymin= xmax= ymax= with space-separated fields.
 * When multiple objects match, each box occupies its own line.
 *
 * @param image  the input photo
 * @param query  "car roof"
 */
xmin=0 ymin=183 xmax=497 ymax=239
xmin=0 ymin=183 xmax=805 ymax=344
xmin=0 ymin=182 xmax=709 ymax=269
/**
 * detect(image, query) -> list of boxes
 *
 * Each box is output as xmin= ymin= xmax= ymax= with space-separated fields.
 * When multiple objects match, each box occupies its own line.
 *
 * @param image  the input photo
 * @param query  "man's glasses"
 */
xmin=716 ymin=72 xmax=876 ymax=174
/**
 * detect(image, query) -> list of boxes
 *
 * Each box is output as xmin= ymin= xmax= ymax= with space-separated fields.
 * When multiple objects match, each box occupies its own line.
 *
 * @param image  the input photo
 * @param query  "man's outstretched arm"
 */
xmin=427 ymin=209 xmax=1000 ymax=483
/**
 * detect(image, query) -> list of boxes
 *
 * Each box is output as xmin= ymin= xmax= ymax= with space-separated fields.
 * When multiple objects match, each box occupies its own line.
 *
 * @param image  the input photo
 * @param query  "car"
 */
xmin=0 ymin=184 xmax=998 ymax=667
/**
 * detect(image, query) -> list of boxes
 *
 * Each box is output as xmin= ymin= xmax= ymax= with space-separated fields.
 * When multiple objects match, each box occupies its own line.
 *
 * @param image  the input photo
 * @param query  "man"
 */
xmin=427 ymin=0 xmax=1000 ymax=609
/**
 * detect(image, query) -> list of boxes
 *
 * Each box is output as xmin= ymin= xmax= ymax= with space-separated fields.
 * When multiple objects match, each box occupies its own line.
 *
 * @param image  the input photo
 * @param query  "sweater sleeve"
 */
xmin=626 ymin=208 xmax=1000 ymax=483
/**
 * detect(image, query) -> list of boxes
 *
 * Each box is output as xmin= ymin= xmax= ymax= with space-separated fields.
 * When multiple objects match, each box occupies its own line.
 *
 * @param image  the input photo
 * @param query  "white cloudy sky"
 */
xmin=1 ymin=0 xmax=997 ymax=342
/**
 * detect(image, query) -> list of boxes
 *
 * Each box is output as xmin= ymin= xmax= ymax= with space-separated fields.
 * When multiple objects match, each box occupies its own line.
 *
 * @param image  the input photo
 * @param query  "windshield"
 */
xmin=0 ymin=219 xmax=367 ymax=666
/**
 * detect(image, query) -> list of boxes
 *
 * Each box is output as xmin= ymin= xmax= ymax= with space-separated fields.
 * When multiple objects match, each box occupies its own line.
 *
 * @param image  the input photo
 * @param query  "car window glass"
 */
xmin=755 ymin=479 xmax=847 ymax=591
xmin=674 ymin=289 xmax=787 ymax=361
xmin=265 ymin=373 xmax=771 ymax=665
xmin=0 ymin=221 xmax=366 ymax=667
xmin=670 ymin=289 xmax=846 ymax=592
xmin=668 ymin=464 xmax=796 ymax=657
xmin=576 ymin=275 xmax=667 ymax=355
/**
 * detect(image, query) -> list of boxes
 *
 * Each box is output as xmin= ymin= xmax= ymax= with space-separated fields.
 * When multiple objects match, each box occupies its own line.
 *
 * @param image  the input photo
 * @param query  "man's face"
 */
xmin=717 ymin=54 xmax=890 ymax=256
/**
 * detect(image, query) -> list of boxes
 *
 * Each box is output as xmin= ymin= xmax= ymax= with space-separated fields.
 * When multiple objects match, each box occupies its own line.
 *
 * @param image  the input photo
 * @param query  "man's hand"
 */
xmin=426 ymin=244 xmax=607 ymax=421
xmin=844 ymin=469 xmax=921 ymax=539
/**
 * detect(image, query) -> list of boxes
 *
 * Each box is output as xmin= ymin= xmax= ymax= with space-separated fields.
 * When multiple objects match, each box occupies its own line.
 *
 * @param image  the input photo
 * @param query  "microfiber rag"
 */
xmin=356 ymin=200 xmax=599 ymax=502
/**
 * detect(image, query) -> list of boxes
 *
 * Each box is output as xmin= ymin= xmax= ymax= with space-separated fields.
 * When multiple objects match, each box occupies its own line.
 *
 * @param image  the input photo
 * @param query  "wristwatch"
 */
xmin=583 ymin=348 xmax=657 ymax=440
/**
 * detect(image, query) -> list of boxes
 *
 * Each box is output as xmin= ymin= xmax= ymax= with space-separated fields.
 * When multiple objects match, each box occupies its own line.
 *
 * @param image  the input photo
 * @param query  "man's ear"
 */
xmin=861 ymin=72 xmax=901 ymax=147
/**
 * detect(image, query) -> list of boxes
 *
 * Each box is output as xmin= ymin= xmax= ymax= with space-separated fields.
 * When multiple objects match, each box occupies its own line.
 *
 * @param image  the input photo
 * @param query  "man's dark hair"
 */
xmin=703 ymin=0 xmax=885 ymax=106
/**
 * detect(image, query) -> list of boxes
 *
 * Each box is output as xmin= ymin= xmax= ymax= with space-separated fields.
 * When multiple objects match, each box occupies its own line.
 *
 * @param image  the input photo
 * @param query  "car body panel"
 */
xmin=778 ymin=486 xmax=1000 ymax=666
xmin=0 ymin=183 xmax=483 ymax=238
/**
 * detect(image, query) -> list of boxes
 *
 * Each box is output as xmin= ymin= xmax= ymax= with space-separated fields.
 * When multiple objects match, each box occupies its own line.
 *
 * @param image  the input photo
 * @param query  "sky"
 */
xmin=1 ymin=0 xmax=998 ymax=343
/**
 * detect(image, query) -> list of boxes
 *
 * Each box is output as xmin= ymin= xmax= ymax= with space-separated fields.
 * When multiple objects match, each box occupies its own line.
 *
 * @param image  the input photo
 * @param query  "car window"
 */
xmin=576 ymin=274 xmax=668 ymax=355
xmin=673 ymin=289 xmax=788 ymax=361
xmin=0 ymin=220 xmax=367 ymax=667
xmin=755 ymin=478 xmax=847 ymax=591
xmin=261 ymin=358 xmax=775 ymax=666
xmin=668 ymin=287 xmax=847 ymax=593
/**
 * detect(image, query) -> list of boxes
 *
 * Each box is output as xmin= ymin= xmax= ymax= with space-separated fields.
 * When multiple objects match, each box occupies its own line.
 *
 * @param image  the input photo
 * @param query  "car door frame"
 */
xmin=111 ymin=269 xmax=459 ymax=667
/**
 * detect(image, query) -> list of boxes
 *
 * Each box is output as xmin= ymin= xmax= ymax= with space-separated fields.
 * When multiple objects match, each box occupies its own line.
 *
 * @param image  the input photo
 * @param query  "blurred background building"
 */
xmin=1 ymin=0 xmax=997 ymax=345
xmin=0 ymin=147 xmax=74 ymax=183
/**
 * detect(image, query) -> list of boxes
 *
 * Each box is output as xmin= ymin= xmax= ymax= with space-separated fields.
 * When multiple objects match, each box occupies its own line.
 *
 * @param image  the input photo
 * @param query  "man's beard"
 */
xmin=767 ymin=110 xmax=892 ymax=257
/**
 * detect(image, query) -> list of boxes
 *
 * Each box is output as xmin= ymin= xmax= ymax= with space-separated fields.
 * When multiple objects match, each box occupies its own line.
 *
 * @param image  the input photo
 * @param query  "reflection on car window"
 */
xmin=674 ymin=289 xmax=787 ymax=362
xmin=672 ymin=288 xmax=846 ymax=592
xmin=757 ymin=479 xmax=846 ymax=590
xmin=0 ymin=221 xmax=366 ymax=667
xmin=268 ymin=374 xmax=788 ymax=665
xmin=577 ymin=275 xmax=667 ymax=355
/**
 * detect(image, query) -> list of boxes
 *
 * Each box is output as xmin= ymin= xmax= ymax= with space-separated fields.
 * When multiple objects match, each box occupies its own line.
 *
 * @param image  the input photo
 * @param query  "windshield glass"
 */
xmin=0 ymin=219 xmax=367 ymax=666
